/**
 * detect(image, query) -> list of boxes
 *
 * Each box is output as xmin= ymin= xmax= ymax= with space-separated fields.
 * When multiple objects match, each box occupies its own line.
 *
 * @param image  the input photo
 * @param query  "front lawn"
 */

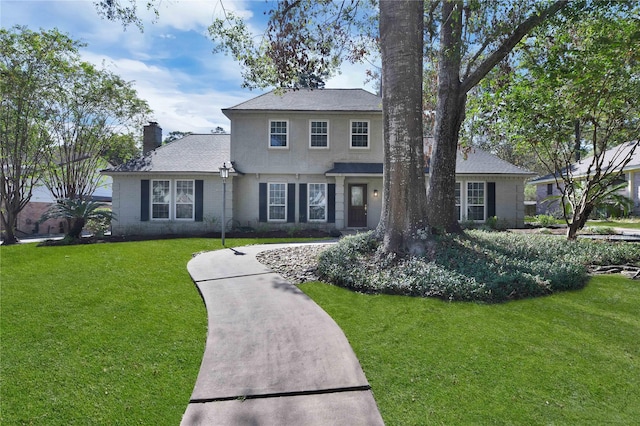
xmin=586 ymin=218 xmax=640 ymax=230
xmin=0 ymin=237 xmax=308 ymax=425
xmin=3 ymin=236 xmax=639 ymax=424
xmin=300 ymin=274 xmax=640 ymax=425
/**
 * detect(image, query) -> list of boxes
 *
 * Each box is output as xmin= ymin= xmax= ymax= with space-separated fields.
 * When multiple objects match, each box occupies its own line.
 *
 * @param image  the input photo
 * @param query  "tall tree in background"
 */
xmin=471 ymin=8 xmax=640 ymax=239
xmin=96 ymin=0 xmax=572 ymax=253
xmin=424 ymin=0 xmax=567 ymax=232
xmin=0 ymin=26 xmax=150 ymax=244
xmin=42 ymin=62 xmax=150 ymax=202
xmin=0 ymin=27 xmax=79 ymax=244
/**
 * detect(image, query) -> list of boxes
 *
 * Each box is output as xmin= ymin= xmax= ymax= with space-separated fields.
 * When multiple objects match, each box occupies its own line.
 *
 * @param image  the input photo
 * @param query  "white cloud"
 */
xmin=81 ymin=51 xmax=255 ymax=134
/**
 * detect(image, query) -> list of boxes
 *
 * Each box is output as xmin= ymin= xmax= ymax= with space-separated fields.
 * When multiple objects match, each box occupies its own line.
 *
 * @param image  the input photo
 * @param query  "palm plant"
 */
xmin=40 ymin=199 xmax=115 ymax=239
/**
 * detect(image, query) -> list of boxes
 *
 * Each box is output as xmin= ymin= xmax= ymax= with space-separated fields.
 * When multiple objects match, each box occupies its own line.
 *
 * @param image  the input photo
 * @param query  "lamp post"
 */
xmin=219 ymin=162 xmax=229 ymax=246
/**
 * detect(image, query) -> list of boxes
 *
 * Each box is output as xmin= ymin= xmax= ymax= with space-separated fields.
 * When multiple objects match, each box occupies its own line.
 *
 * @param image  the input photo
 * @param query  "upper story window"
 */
xmin=175 ymin=180 xmax=194 ymax=220
xmin=350 ymin=120 xmax=369 ymax=148
xmin=152 ymin=180 xmax=171 ymax=219
xmin=269 ymin=120 xmax=288 ymax=148
xmin=268 ymin=182 xmax=287 ymax=221
xmin=308 ymin=183 xmax=327 ymax=222
xmin=310 ymin=120 xmax=329 ymax=148
xmin=467 ymin=182 xmax=486 ymax=221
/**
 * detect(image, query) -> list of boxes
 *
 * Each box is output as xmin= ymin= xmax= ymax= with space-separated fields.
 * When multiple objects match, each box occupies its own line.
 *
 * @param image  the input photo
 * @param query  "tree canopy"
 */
xmin=469 ymin=5 xmax=640 ymax=239
xmin=0 ymin=26 xmax=150 ymax=244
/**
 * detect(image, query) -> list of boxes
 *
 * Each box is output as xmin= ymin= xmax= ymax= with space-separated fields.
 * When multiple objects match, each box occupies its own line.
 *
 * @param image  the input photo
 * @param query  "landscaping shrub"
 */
xmin=534 ymin=214 xmax=558 ymax=227
xmin=317 ymin=230 xmax=640 ymax=303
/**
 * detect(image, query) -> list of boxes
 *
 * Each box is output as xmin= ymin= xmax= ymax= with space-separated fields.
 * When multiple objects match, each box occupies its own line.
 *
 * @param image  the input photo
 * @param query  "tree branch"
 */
xmin=460 ymin=0 xmax=568 ymax=94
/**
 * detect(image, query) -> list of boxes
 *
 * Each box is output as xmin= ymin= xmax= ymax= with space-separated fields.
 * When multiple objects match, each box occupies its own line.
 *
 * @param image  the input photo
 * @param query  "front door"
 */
xmin=348 ymin=184 xmax=367 ymax=227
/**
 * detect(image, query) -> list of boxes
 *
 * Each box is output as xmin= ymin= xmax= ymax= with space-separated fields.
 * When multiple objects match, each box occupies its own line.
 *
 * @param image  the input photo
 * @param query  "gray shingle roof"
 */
xmin=455 ymin=148 xmax=534 ymax=175
xmin=103 ymin=134 xmax=233 ymax=174
xmin=531 ymin=141 xmax=640 ymax=184
xmin=325 ymin=148 xmax=533 ymax=176
xmin=223 ymin=89 xmax=382 ymax=113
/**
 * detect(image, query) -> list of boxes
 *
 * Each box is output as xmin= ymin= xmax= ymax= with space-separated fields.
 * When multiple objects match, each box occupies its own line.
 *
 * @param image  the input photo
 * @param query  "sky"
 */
xmin=1 ymin=0 xmax=377 ymax=136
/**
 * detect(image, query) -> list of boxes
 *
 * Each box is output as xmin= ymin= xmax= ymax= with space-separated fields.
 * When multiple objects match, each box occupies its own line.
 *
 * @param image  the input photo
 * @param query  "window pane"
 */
xmin=351 ymin=186 xmax=363 ymax=206
xmin=152 ymin=204 xmax=169 ymax=219
xmin=152 ymin=181 xmax=170 ymax=203
xmin=467 ymin=182 xmax=485 ymax=205
xmin=176 ymin=181 xmax=193 ymax=203
xmin=268 ymin=183 xmax=286 ymax=221
xmin=310 ymin=121 xmax=328 ymax=147
xmin=270 ymin=121 xmax=287 ymax=147
xmin=270 ymin=134 xmax=287 ymax=147
xmin=309 ymin=206 xmax=325 ymax=220
xmin=269 ymin=206 xmax=285 ymax=220
xmin=468 ymin=206 xmax=484 ymax=221
xmin=152 ymin=180 xmax=170 ymax=219
xmin=176 ymin=204 xmax=193 ymax=219
xmin=311 ymin=134 xmax=327 ymax=147
xmin=174 ymin=180 xmax=194 ymax=219
xmin=466 ymin=182 xmax=485 ymax=221
xmin=308 ymin=183 xmax=326 ymax=221
xmin=351 ymin=121 xmax=369 ymax=147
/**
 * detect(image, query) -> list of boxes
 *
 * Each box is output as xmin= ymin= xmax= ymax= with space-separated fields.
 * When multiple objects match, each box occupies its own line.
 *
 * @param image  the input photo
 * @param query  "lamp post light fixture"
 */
xmin=219 ymin=162 xmax=230 ymax=246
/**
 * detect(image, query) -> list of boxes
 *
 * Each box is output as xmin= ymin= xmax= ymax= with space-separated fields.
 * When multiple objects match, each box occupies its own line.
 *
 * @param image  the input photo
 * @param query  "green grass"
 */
xmin=586 ymin=218 xmax=640 ymax=230
xmin=0 ymin=237 xmax=312 ymax=425
xmin=300 ymin=275 xmax=640 ymax=425
xmin=3 ymin=237 xmax=639 ymax=424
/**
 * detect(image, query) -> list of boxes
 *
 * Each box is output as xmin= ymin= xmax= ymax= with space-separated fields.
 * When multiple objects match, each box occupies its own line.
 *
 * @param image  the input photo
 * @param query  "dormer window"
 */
xmin=269 ymin=120 xmax=288 ymax=148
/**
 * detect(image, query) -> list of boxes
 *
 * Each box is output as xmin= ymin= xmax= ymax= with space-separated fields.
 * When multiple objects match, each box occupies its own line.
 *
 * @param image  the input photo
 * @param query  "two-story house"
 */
xmin=103 ymin=89 xmax=533 ymax=236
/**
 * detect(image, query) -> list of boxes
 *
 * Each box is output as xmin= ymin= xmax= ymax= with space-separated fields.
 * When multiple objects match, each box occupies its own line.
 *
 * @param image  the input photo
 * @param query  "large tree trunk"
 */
xmin=427 ymin=0 xmax=465 ymax=233
xmin=376 ymin=0 xmax=428 ymax=256
xmin=0 ymin=208 xmax=19 ymax=245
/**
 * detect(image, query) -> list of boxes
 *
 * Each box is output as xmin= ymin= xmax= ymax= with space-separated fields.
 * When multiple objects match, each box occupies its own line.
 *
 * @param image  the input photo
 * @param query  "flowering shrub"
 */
xmin=317 ymin=230 xmax=640 ymax=303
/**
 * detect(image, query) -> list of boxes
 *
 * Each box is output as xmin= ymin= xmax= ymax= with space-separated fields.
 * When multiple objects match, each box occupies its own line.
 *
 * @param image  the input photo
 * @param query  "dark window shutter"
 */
xmin=287 ymin=183 xmax=296 ymax=223
xmin=259 ymin=183 xmax=267 ymax=222
xmin=195 ymin=180 xmax=204 ymax=222
xmin=328 ymin=183 xmax=336 ymax=223
xmin=299 ymin=184 xmax=307 ymax=223
xmin=487 ymin=182 xmax=496 ymax=218
xmin=141 ymin=179 xmax=150 ymax=221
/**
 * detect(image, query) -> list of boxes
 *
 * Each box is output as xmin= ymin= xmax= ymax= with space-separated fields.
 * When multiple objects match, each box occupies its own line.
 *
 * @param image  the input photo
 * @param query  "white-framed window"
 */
xmin=309 ymin=120 xmax=329 ymax=148
xmin=175 ymin=179 xmax=194 ymax=220
xmin=269 ymin=120 xmax=288 ymax=148
xmin=151 ymin=180 xmax=171 ymax=219
xmin=268 ymin=183 xmax=287 ymax=221
xmin=455 ymin=182 xmax=462 ymax=221
xmin=308 ymin=183 xmax=327 ymax=222
xmin=466 ymin=182 xmax=486 ymax=221
xmin=350 ymin=120 xmax=369 ymax=148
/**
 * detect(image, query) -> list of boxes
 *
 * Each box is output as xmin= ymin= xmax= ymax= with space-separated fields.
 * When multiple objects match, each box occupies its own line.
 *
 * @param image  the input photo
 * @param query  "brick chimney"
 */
xmin=143 ymin=122 xmax=162 ymax=154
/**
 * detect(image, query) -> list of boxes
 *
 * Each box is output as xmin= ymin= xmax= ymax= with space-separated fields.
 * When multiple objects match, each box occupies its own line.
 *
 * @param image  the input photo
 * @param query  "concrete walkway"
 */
xmin=181 ymin=243 xmax=384 ymax=425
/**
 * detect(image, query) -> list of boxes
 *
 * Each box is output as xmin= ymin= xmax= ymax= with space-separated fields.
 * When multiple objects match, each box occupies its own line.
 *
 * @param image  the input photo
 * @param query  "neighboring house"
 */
xmin=531 ymin=141 xmax=640 ymax=216
xmin=12 ymin=179 xmax=112 ymax=236
xmin=103 ymin=89 xmax=533 ymax=236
